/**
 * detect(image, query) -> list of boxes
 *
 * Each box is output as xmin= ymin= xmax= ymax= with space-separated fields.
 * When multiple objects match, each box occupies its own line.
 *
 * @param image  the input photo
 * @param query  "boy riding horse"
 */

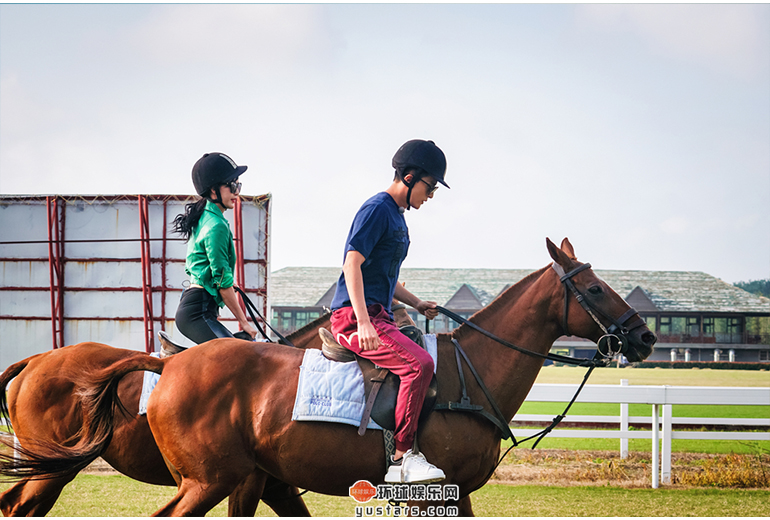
xmin=329 ymin=139 xmax=449 ymax=484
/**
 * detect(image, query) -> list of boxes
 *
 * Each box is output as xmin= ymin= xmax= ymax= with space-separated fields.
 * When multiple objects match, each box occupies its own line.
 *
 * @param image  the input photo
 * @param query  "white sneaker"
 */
xmin=384 ymin=449 xmax=446 ymax=484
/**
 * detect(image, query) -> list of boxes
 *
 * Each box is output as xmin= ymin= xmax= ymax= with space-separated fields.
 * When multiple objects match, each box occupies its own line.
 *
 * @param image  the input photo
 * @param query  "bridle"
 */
xmin=550 ymin=262 xmax=647 ymax=359
xmin=432 ymin=262 xmax=646 ymax=368
xmin=431 ymin=261 xmax=650 ymax=483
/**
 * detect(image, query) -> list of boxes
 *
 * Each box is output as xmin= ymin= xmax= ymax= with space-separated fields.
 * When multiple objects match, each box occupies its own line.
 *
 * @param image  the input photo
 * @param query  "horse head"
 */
xmin=547 ymin=237 xmax=656 ymax=363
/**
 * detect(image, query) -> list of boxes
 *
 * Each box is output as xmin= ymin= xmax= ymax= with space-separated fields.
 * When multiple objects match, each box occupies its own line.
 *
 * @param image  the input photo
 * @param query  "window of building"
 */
xmin=671 ymin=317 xmax=686 ymax=335
xmin=686 ymin=317 xmax=700 ymax=336
xmin=643 ymin=316 xmax=656 ymax=332
xmin=447 ymin=312 xmax=471 ymax=331
xmin=760 ymin=350 xmax=769 ymax=362
xmin=659 ymin=316 xmax=671 ymax=335
xmin=745 ymin=317 xmax=770 ymax=345
xmin=728 ymin=317 xmax=743 ymax=336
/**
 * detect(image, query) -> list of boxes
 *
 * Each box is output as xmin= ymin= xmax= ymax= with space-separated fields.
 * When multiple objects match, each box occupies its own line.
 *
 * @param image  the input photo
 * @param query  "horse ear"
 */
xmin=545 ymin=238 xmax=572 ymax=270
xmin=547 ymin=237 xmax=569 ymax=267
xmin=560 ymin=238 xmax=577 ymax=260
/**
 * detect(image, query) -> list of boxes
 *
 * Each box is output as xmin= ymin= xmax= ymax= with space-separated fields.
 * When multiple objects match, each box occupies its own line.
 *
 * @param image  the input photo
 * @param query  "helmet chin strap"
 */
xmin=400 ymin=170 xmax=417 ymax=211
xmin=405 ymin=184 xmax=414 ymax=211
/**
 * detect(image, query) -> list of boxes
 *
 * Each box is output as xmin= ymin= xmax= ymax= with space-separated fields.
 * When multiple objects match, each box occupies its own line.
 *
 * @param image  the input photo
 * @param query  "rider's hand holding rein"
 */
xmin=221 ymin=286 xmax=258 ymax=340
xmin=393 ymin=283 xmax=438 ymax=321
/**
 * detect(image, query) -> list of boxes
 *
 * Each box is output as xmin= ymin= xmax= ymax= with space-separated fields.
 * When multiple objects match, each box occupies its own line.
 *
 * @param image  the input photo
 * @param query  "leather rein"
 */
xmin=434 ymin=262 xmax=646 ymax=467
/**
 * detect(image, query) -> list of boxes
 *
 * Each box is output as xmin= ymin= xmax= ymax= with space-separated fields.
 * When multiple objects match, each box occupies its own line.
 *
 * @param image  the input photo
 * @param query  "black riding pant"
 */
xmin=174 ymin=287 xmax=233 ymax=344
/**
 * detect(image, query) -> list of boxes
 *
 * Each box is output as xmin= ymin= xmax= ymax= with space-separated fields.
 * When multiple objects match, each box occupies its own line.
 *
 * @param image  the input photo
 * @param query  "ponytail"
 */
xmin=172 ymin=198 xmax=208 ymax=241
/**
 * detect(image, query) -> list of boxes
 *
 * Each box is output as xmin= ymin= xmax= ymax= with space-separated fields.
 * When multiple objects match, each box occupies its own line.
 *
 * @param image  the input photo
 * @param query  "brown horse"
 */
xmin=0 ymin=314 xmax=328 ymax=517
xmin=4 ymin=239 xmax=656 ymax=516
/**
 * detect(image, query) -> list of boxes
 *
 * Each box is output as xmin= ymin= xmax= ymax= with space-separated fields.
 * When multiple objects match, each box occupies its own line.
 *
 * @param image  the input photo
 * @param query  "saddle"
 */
xmin=318 ymin=327 xmax=437 ymax=436
xmin=157 ymin=331 xmax=188 ymax=358
xmin=157 ymin=329 xmax=255 ymax=358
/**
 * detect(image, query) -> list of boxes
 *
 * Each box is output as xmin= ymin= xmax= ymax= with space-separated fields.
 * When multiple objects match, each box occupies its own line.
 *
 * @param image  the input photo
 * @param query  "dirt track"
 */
xmin=492 ymin=448 xmax=769 ymax=489
xmin=83 ymin=448 xmax=769 ymax=490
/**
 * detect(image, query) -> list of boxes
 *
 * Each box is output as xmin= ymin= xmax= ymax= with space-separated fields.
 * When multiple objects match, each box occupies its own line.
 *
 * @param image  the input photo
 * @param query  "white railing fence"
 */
xmin=512 ymin=380 xmax=770 ymax=488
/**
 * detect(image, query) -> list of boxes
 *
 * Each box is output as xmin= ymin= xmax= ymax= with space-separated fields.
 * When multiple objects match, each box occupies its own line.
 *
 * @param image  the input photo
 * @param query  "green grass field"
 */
xmin=3 ymin=367 xmax=768 ymax=516
xmin=36 ymin=475 xmax=769 ymax=517
xmin=534 ymin=365 xmax=770 ymax=386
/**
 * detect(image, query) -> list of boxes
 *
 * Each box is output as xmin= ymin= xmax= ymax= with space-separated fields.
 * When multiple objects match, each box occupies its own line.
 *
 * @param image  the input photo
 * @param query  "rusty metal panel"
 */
xmin=0 ymin=195 xmax=271 ymax=369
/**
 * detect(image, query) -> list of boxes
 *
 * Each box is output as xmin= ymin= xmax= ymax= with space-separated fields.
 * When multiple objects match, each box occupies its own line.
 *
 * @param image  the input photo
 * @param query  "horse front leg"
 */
xmin=260 ymin=477 xmax=311 ymax=517
xmin=455 ymin=495 xmax=474 ymax=516
xmin=227 ymin=469 xmax=267 ymax=517
xmin=0 ymin=474 xmax=77 ymax=517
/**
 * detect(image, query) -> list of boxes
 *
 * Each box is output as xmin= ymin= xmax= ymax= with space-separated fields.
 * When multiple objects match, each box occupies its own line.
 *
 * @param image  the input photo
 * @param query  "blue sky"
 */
xmin=1 ymin=3 xmax=768 ymax=284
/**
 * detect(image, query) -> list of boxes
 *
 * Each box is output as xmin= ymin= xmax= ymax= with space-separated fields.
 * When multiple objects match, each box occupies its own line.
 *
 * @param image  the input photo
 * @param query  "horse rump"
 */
xmin=0 ymin=354 xmax=165 ymax=481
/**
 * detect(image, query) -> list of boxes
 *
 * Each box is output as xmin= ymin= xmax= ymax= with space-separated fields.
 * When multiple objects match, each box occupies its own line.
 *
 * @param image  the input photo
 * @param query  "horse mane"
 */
xmin=451 ymin=265 xmax=550 ymax=342
xmin=285 ymin=311 xmax=332 ymax=342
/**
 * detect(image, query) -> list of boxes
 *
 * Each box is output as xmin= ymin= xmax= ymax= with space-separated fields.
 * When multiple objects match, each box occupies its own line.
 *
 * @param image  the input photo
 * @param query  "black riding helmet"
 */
xmin=192 ymin=152 xmax=247 ymax=202
xmin=392 ymin=140 xmax=449 ymax=210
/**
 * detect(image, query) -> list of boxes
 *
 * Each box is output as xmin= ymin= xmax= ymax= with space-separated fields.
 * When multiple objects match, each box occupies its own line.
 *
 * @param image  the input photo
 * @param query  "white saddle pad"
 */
xmin=291 ymin=334 xmax=437 ymax=430
xmin=138 ymin=352 xmax=161 ymax=416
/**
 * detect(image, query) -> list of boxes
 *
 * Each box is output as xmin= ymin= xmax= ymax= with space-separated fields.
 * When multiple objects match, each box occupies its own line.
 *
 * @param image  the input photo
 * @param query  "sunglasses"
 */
xmin=419 ymin=178 xmax=439 ymax=196
xmin=224 ymin=180 xmax=242 ymax=194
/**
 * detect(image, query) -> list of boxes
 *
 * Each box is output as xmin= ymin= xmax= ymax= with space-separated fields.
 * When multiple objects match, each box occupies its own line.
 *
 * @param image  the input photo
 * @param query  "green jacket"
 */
xmin=185 ymin=200 xmax=235 ymax=307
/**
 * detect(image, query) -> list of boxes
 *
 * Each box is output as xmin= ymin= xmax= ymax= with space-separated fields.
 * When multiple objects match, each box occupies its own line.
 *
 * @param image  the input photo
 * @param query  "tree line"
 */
xmin=734 ymin=279 xmax=770 ymax=298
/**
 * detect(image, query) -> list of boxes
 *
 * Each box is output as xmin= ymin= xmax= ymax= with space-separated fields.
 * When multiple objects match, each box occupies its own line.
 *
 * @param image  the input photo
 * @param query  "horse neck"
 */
xmin=286 ymin=315 xmax=331 ymax=349
xmin=447 ymin=265 xmax=564 ymax=421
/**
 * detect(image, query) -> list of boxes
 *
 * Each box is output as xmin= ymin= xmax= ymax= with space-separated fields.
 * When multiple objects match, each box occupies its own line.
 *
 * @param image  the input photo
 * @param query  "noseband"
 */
xmin=551 ymin=262 xmax=646 ymax=358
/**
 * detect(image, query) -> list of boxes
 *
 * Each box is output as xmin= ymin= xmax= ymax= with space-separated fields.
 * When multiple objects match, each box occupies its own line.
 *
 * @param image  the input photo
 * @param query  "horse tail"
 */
xmin=0 ymin=354 xmax=165 ymax=481
xmin=0 ymin=356 xmax=37 ymax=429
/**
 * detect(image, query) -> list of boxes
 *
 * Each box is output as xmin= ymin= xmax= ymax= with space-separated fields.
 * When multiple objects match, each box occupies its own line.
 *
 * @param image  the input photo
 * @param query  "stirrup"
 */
xmin=158 ymin=331 xmax=188 ymax=358
xmin=319 ymin=328 xmax=355 ymax=362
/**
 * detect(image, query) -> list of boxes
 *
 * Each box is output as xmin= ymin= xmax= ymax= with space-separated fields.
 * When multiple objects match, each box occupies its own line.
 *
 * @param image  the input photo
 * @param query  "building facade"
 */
xmin=270 ymin=267 xmax=770 ymax=363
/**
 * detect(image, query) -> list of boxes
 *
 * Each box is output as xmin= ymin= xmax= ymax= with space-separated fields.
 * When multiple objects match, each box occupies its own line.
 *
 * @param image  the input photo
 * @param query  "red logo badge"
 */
xmin=348 ymin=480 xmax=377 ymax=503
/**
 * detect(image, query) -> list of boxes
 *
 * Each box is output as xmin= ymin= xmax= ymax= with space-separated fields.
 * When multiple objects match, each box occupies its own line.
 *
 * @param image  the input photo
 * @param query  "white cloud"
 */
xmin=129 ymin=4 xmax=338 ymax=74
xmin=575 ymin=4 xmax=769 ymax=79
xmin=660 ymin=216 xmax=691 ymax=236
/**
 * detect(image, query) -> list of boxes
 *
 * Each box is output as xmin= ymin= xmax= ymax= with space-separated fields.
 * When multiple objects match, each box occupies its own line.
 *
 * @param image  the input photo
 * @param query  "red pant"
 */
xmin=330 ymin=304 xmax=434 ymax=452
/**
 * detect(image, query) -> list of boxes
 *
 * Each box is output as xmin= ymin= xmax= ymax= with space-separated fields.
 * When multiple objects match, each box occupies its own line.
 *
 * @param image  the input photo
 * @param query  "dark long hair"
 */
xmin=171 ymin=198 xmax=208 ymax=241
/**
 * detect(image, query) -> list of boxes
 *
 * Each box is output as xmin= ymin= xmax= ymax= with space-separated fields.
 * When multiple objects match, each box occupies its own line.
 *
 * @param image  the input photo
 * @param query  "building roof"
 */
xmin=270 ymin=267 xmax=770 ymax=315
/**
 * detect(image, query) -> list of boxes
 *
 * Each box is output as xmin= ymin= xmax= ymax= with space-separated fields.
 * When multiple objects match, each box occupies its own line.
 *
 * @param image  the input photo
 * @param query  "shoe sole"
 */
xmin=384 ymin=475 xmax=446 ymax=484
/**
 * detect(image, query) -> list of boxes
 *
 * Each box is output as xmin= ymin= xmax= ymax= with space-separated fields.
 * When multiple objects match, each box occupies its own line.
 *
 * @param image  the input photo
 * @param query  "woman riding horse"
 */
xmin=172 ymin=152 xmax=258 ymax=342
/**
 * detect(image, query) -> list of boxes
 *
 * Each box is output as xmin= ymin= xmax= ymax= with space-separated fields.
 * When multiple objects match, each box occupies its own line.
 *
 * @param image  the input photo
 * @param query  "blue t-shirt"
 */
xmin=330 ymin=192 xmax=410 ymax=315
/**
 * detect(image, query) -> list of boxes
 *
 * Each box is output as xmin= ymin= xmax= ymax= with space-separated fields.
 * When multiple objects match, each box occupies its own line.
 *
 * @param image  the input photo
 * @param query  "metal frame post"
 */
xmin=261 ymin=196 xmax=271 ymax=331
xmin=46 ymin=196 xmax=65 ymax=349
xmin=233 ymin=197 xmax=247 ymax=331
xmin=139 ymin=195 xmax=155 ymax=353
xmin=160 ymin=198 xmax=168 ymax=332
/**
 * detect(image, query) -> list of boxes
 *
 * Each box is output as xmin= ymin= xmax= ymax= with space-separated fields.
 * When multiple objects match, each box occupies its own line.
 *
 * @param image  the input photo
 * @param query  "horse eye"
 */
xmin=588 ymin=286 xmax=603 ymax=295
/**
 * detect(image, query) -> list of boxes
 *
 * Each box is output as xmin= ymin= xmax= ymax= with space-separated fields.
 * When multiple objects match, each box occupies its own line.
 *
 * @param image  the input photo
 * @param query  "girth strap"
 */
xmin=434 ymin=339 xmax=514 ymax=440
